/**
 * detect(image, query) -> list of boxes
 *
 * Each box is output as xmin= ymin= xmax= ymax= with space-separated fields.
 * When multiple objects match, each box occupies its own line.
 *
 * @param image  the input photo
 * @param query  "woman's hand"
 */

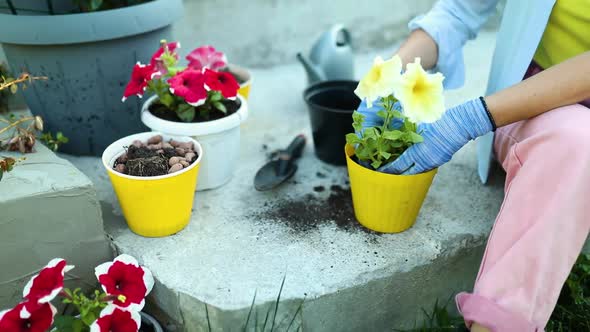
xmin=380 ymin=98 xmax=494 ymax=174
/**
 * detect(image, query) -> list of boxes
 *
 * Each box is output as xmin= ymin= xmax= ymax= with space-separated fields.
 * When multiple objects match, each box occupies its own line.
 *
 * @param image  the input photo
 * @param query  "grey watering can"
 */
xmin=297 ymin=24 xmax=354 ymax=85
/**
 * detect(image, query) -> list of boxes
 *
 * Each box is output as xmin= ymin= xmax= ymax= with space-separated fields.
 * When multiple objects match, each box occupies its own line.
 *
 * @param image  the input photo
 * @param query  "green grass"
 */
xmin=204 ymin=275 xmax=304 ymax=332
xmin=400 ymin=254 xmax=590 ymax=332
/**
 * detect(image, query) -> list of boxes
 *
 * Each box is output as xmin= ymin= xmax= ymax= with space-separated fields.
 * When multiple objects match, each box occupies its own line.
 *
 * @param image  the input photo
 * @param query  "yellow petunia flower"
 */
xmin=354 ymin=55 xmax=402 ymax=107
xmin=394 ymin=58 xmax=445 ymax=124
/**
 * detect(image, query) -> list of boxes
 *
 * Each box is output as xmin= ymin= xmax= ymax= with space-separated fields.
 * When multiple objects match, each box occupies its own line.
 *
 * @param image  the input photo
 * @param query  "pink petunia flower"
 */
xmin=186 ymin=45 xmax=227 ymax=71
xmin=90 ymin=305 xmax=141 ymax=332
xmin=168 ymin=69 xmax=208 ymax=106
xmin=21 ymin=258 xmax=74 ymax=318
xmin=203 ymin=69 xmax=239 ymax=100
xmin=122 ymin=63 xmax=159 ymax=102
xmin=95 ymin=254 xmax=154 ymax=312
xmin=0 ymin=302 xmax=56 ymax=332
xmin=150 ymin=41 xmax=181 ymax=74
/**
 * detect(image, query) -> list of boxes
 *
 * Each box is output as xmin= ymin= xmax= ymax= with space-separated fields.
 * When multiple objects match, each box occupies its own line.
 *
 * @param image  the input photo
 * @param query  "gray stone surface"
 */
xmin=0 ymin=117 xmax=113 ymax=309
xmin=171 ymin=0 xmax=504 ymax=68
xmin=62 ymin=32 xmax=511 ymax=330
xmin=0 ymin=0 xmax=504 ymax=69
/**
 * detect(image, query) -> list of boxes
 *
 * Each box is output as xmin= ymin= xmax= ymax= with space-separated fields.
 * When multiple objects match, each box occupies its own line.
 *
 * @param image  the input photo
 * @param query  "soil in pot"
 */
xmin=113 ymin=135 xmax=198 ymax=176
xmin=148 ymin=98 xmax=241 ymax=123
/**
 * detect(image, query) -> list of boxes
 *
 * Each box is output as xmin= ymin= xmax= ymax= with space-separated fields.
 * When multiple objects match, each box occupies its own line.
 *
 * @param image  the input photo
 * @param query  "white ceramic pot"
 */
xmin=141 ymin=95 xmax=248 ymax=190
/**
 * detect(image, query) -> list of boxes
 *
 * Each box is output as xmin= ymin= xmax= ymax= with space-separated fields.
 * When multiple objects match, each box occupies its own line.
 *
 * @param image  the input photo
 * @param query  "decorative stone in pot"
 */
xmin=102 ymin=132 xmax=202 ymax=237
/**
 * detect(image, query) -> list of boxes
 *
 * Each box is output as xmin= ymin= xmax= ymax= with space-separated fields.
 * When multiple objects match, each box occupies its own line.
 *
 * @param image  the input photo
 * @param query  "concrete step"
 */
xmin=62 ymin=32 xmax=512 ymax=331
xmin=0 ymin=122 xmax=113 ymax=308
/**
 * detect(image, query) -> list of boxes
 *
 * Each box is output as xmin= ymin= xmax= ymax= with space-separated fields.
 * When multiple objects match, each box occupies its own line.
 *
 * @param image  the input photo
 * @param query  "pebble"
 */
xmin=132 ymin=140 xmax=143 ymax=148
xmin=168 ymin=156 xmax=181 ymax=166
xmin=185 ymin=153 xmax=196 ymax=162
xmin=115 ymin=164 xmax=126 ymax=173
xmin=169 ymin=140 xmax=181 ymax=147
xmin=118 ymin=153 xmax=128 ymax=163
xmin=175 ymin=147 xmax=185 ymax=155
xmin=180 ymin=160 xmax=189 ymax=167
xmin=179 ymin=142 xmax=194 ymax=150
xmin=148 ymin=135 xmax=163 ymax=144
xmin=148 ymin=143 xmax=162 ymax=150
xmin=162 ymin=142 xmax=173 ymax=150
xmin=168 ymin=163 xmax=183 ymax=173
xmin=156 ymin=149 xmax=164 ymax=154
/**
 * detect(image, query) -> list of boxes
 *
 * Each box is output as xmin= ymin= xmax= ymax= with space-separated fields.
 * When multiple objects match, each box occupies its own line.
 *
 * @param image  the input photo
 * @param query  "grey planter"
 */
xmin=0 ymin=0 xmax=183 ymax=155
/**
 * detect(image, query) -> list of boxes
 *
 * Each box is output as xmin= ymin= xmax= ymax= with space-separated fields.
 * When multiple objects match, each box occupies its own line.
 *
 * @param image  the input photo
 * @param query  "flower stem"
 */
xmin=0 ymin=117 xmax=35 ymax=136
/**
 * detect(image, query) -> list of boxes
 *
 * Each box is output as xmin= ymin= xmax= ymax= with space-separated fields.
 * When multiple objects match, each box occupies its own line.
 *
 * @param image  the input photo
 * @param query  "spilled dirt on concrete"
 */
xmin=256 ymin=185 xmax=381 ymax=237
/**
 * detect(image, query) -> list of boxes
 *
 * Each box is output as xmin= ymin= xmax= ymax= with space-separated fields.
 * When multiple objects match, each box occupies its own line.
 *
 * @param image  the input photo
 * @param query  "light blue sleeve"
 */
xmin=408 ymin=0 xmax=499 ymax=89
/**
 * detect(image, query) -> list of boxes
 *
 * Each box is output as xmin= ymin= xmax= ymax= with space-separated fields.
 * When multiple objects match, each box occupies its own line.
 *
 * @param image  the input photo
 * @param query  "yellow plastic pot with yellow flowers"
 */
xmin=345 ymin=55 xmax=445 ymax=233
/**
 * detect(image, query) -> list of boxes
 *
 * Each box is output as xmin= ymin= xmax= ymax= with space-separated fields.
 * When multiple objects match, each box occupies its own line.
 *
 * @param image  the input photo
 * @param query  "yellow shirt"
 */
xmin=533 ymin=0 xmax=590 ymax=69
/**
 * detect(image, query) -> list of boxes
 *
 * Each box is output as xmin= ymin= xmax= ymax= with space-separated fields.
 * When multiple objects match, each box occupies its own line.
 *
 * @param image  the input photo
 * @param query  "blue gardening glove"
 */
xmin=379 ymin=98 xmax=495 ymax=175
xmin=356 ymin=99 xmax=404 ymax=132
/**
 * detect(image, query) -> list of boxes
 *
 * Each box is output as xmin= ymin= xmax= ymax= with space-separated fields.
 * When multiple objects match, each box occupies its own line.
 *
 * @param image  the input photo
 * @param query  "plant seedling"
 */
xmin=346 ymin=95 xmax=423 ymax=170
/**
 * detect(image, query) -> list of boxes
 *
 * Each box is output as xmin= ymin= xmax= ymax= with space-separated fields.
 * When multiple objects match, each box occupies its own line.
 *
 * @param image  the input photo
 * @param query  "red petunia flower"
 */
xmin=203 ymin=69 xmax=239 ymax=100
xmin=21 ymin=258 xmax=73 ymax=318
xmin=186 ymin=45 xmax=227 ymax=71
xmin=168 ymin=69 xmax=208 ymax=106
xmin=90 ymin=305 xmax=141 ymax=332
xmin=150 ymin=41 xmax=180 ymax=74
xmin=0 ymin=302 xmax=56 ymax=332
xmin=95 ymin=254 xmax=154 ymax=311
xmin=122 ymin=62 xmax=159 ymax=102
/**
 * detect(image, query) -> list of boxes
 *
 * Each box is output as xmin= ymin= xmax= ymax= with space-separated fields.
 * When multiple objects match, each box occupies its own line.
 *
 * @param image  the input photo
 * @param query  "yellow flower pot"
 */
xmin=228 ymin=64 xmax=252 ymax=100
xmin=345 ymin=144 xmax=437 ymax=233
xmin=102 ymin=132 xmax=202 ymax=237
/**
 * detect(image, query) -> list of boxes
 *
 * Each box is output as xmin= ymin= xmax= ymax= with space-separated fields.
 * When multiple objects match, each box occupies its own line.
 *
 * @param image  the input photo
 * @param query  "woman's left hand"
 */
xmin=380 ymin=98 xmax=495 ymax=174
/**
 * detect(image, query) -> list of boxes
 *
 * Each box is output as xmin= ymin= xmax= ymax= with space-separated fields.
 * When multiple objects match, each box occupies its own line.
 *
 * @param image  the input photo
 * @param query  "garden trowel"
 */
xmin=254 ymin=135 xmax=306 ymax=191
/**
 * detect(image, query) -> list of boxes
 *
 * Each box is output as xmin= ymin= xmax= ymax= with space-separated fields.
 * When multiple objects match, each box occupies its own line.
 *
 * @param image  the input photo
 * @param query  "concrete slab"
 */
xmin=0 ymin=117 xmax=113 ymax=308
xmin=63 ymin=32 xmax=505 ymax=330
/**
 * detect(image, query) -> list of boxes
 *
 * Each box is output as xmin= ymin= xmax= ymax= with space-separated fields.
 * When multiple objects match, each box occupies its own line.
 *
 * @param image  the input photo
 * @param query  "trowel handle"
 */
xmin=285 ymin=134 xmax=306 ymax=159
xmin=276 ymin=135 xmax=306 ymax=176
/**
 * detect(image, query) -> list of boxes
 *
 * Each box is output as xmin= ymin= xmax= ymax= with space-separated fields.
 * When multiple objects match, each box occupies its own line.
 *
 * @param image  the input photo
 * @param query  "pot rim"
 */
xmin=303 ymin=80 xmax=360 ymax=115
xmin=0 ymin=0 xmax=183 ymax=45
xmin=140 ymin=94 xmax=248 ymax=137
xmin=101 ymin=132 xmax=203 ymax=181
xmin=345 ymin=144 xmax=437 ymax=178
xmin=227 ymin=63 xmax=252 ymax=87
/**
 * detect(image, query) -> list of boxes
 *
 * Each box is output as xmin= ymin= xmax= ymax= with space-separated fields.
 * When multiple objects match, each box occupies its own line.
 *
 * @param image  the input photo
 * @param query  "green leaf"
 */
xmin=176 ymin=104 xmax=195 ymax=122
xmin=345 ymin=133 xmax=360 ymax=145
xmin=376 ymin=110 xmax=387 ymax=119
xmin=363 ymin=127 xmax=378 ymax=140
xmin=382 ymin=130 xmax=404 ymax=141
xmin=158 ymin=92 xmax=175 ymax=108
xmin=90 ymin=0 xmax=103 ymax=10
xmin=53 ymin=316 xmax=85 ymax=332
xmin=9 ymin=84 xmax=17 ymax=94
xmin=57 ymin=132 xmax=69 ymax=143
xmin=213 ymin=101 xmax=227 ymax=114
xmin=406 ymin=132 xmax=424 ymax=143
xmin=371 ymin=160 xmax=382 ymax=169
xmin=351 ymin=111 xmax=365 ymax=133
xmin=209 ymin=91 xmax=223 ymax=102
xmin=379 ymin=151 xmax=391 ymax=159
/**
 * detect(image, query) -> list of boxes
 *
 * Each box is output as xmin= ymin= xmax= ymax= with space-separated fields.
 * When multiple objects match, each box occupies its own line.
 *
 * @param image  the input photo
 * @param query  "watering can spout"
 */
xmin=297 ymin=52 xmax=326 ymax=83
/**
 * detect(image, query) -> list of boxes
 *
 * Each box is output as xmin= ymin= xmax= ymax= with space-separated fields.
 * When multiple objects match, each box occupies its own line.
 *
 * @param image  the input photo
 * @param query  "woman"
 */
xmin=358 ymin=0 xmax=590 ymax=331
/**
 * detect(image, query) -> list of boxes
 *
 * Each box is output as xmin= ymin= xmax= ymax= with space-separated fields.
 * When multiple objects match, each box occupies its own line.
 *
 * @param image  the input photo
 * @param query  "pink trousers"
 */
xmin=456 ymin=103 xmax=590 ymax=331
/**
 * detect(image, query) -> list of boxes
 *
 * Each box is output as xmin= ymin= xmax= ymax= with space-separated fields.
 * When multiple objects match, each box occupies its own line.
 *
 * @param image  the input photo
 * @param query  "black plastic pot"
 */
xmin=304 ymin=80 xmax=360 ymax=165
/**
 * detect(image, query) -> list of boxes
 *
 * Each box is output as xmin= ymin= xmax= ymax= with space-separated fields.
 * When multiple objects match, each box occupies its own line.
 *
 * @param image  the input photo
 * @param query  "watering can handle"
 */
xmin=331 ymin=25 xmax=351 ymax=47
